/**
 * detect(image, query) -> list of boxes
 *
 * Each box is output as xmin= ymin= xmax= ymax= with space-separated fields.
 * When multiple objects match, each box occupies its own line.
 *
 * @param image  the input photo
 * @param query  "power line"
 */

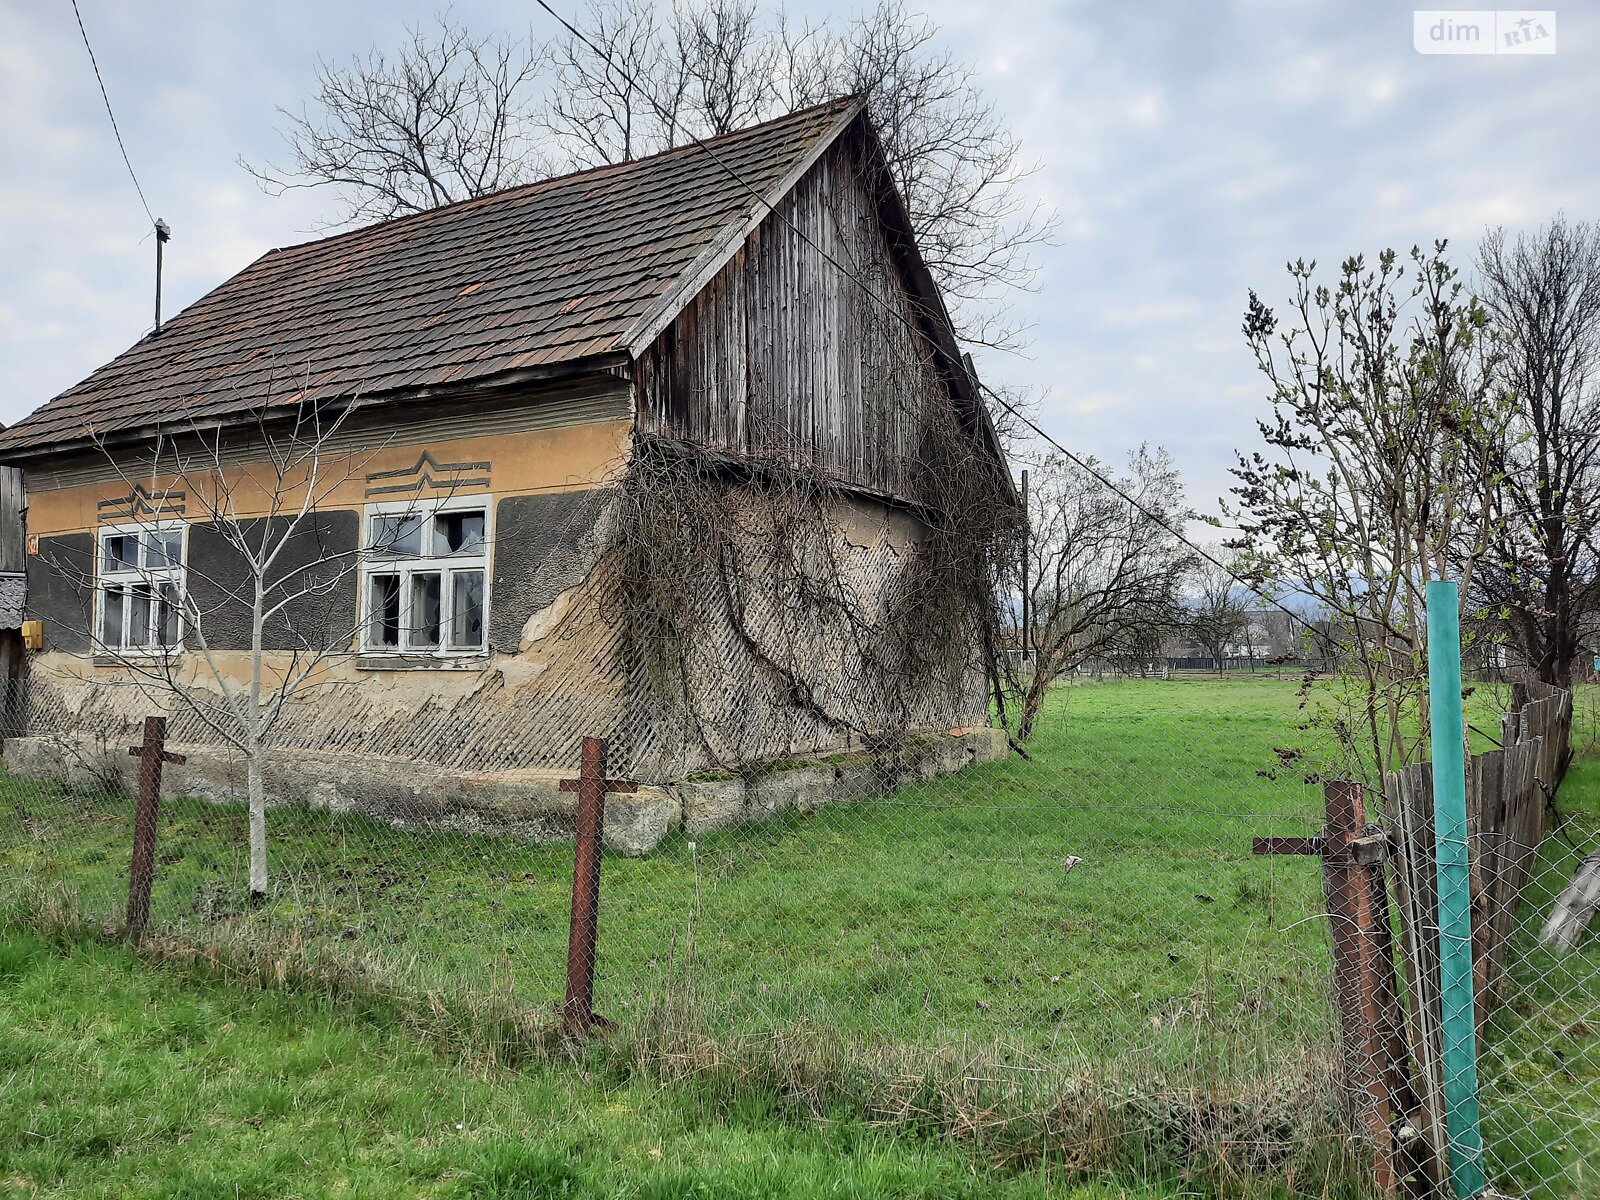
xmin=530 ymin=0 xmax=1331 ymax=648
xmin=69 ymin=0 xmax=155 ymax=227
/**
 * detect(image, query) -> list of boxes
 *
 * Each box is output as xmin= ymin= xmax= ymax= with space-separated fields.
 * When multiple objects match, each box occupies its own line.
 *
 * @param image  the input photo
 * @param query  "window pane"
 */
xmin=127 ymin=586 xmax=153 ymax=648
xmin=101 ymin=585 xmax=126 ymax=648
xmin=372 ymin=514 xmax=424 ymax=556
xmin=369 ymin=575 xmax=401 ymax=649
xmin=147 ymin=530 xmax=182 ymax=569
xmin=409 ymin=573 xmax=442 ymax=649
xmin=436 ymin=510 xmax=485 ymax=555
xmin=450 ymin=570 xmax=485 ymax=649
xmin=103 ymin=534 xmax=138 ymax=572
xmin=157 ymin=582 xmax=182 ymax=646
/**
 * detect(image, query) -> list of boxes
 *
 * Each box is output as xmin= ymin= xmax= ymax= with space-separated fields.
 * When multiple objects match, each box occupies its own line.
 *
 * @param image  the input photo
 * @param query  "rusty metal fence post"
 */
xmin=125 ymin=715 xmax=185 ymax=940
xmin=1256 ymin=779 xmax=1426 ymax=1196
xmin=559 ymin=735 xmax=635 ymax=1034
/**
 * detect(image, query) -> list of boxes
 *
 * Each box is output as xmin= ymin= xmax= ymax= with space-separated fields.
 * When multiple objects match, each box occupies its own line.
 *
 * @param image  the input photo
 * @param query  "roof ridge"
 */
xmin=264 ymin=94 xmax=862 ymax=261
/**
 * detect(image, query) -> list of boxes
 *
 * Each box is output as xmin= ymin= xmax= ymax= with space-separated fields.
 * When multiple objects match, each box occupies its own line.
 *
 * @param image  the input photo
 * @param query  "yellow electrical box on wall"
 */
xmin=21 ymin=620 xmax=43 ymax=651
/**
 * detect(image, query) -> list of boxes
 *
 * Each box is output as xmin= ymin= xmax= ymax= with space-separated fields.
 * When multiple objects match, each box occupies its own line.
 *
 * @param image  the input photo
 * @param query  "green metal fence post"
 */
xmin=1427 ymin=578 xmax=1486 ymax=1198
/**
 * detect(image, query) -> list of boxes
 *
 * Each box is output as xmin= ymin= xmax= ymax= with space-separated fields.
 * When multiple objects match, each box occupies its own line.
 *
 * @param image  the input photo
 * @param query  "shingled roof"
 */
xmin=0 ymin=97 xmax=862 ymax=458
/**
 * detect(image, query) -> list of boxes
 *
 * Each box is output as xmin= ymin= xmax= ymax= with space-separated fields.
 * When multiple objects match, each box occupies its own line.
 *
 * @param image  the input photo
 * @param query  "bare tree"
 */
xmin=1186 ymin=550 xmax=1252 ymax=674
xmin=543 ymin=0 xmax=685 ymax=165
xmin=1228 ymin=244 xmax=1509 ymax=777
xmin=249 ymin=3 xmax=1053 ymax=349
xmin=1475 ymin=217 xmax=1600 ymax=688
xmin=544 ymin=0 xmax=1053 ymax=348
xmin=62 ymin=397 xmax=425 ymax=902
xmin=243 ymin=17 xmax=549 ymax=223
xmin=1009 ymin=446 xmax=1193 ymax=740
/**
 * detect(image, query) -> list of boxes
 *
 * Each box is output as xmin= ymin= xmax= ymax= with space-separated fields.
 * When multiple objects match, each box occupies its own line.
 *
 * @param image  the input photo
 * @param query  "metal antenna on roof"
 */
xmin=153 ymin=219 xmax=172 ymax=334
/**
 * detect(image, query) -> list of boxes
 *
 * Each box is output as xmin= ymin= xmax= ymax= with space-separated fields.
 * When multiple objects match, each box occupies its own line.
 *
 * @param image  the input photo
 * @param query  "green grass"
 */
xmin=0 ymin=679 xmax=1337 ymax=1063
xmin=1 ymin=676 xmax=1594 ymax=1196
xmin=0 ymin=928 xmax=1165 ymax=1200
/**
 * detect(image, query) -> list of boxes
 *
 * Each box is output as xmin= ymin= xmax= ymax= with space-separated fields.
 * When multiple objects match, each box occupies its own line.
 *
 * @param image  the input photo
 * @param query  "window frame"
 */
xmin=358 ymin=494 xmax=493 ymax=659
xmin=94 ymin=519 xmax=187 ymax=656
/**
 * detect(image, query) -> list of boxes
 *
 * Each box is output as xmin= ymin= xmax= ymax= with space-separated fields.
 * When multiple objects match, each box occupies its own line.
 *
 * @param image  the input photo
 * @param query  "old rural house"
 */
xmin=0 ymin=97 xmax=1014 ymax=851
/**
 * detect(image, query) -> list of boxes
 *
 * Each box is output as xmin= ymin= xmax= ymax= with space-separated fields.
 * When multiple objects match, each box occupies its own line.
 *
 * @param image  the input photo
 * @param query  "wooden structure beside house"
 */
xmin=0 ymin=98 xmax=1013 ymax=851
xmin=0 ymin=450 xmax=26 ymax=732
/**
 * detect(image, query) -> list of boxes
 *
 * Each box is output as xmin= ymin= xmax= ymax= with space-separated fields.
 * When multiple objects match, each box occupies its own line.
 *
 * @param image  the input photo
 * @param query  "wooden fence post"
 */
xmin=558 ymin=736 xmax=635 ymax=1035
xmin=125 ymin=716 xmax=185 ymax=940
xmin=1255 ymin=781 xmax=1419 ymax=1195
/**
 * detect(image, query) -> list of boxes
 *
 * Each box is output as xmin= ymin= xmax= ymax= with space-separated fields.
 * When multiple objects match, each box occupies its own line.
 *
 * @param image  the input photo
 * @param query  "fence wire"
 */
xmin=0 ymin=640 xmax=1593 ymax=1197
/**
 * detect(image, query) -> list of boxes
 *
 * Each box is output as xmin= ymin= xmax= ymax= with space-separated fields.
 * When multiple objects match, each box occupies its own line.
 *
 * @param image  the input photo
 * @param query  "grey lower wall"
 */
xmin=2 ymin=726 xmax=1008 ymax=855
xmin=489 ymin=489 xmax=604 ymax=651
xmin=27 ymin=533 xmax=95 ymax=653
xmin=186 ymin=512 xmax=361 ymax=651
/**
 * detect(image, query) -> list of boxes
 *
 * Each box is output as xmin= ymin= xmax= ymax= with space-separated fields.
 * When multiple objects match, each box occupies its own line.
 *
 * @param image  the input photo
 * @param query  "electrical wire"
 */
xmin=69 ymin=0 xmax=155 ymax=228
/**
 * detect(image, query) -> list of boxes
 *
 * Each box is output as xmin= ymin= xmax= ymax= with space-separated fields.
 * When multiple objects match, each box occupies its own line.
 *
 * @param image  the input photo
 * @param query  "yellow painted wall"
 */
xmin=27 ymin=418 xmax=633 ymax=538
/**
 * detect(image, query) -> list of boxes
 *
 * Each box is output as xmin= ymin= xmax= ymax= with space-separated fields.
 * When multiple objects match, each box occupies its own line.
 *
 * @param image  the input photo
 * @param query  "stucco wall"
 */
xmin=10 ymin=386 xmax=1001 ymax=843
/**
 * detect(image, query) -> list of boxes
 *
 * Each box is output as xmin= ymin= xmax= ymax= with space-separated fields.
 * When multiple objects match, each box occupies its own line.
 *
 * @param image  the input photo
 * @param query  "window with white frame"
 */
xmin=97 ymin=522 xmax=185 ymax=652
xmin=361 ymin=497 xmax=489 ymax=655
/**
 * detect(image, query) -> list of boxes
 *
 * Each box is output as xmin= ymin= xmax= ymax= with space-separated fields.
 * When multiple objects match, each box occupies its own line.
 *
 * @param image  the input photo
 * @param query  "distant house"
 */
xmin=0 ymin=98 xmax=1013 ymax=851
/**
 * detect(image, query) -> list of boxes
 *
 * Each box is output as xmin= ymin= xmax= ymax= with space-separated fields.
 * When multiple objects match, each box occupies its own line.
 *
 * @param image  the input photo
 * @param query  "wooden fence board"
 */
xmin=1383 ymin=680 xmax=1575 ymax=1194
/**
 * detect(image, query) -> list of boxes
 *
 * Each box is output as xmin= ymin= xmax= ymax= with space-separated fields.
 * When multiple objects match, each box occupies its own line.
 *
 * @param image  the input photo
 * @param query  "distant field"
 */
xmin=1 ymin=677 xmax=1594 ymax=1197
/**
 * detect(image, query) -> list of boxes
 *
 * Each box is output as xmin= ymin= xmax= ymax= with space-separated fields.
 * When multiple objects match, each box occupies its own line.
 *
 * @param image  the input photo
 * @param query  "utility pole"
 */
xmin=153 ymin=218 xmax=171 ymax=333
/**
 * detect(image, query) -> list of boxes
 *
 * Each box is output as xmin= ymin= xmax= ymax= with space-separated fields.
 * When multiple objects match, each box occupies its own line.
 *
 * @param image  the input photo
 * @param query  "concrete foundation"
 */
xmin=3 ymin=726 xmax=1008 ymax=855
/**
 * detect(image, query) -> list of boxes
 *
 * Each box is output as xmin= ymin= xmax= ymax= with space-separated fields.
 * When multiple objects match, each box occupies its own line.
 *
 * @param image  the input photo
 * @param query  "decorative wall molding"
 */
xmin=364 ymin=450 xmax=491 ymax=498
xmin=97 ymin=483 xmax=187 ymax=520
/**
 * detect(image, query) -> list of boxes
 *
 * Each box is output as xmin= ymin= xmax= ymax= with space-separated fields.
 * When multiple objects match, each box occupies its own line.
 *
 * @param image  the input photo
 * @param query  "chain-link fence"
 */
xmin=0 ymin=653 xmax=1593 ymax=1198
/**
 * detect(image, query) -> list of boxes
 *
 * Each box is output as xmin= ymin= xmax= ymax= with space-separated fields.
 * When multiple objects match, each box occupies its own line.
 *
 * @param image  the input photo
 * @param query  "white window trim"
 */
xmin=359 ymin=494 xmax=493 ymax=658
xmin=94 ymin=518 xmax=186 ymax=656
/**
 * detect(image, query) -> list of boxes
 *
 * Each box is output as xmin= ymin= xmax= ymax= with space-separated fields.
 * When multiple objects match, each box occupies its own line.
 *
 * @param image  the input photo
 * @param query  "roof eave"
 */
xmin=0 ymin=352 xmax=632 ymax=467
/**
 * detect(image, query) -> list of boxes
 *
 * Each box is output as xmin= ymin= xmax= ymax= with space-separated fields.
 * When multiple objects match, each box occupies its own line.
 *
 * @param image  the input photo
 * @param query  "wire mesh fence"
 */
xmin=0 ymin=658 xmax=1593 ymax=1198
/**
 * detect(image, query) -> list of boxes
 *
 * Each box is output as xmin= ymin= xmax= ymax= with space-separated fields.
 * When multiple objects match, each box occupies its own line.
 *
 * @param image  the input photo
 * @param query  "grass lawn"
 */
xmin=1 ymin=679 xmax=1337 ymax=1062
xmin=0 ymin=928 xmax=1160 ymax=1200
xmin=2 ymin=676 xmax=1595 ymax=1196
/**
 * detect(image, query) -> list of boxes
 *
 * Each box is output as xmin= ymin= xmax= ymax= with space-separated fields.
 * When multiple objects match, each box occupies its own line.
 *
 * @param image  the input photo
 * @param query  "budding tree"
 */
xmin=1228 ymin=244 xmax=1508 ymax=777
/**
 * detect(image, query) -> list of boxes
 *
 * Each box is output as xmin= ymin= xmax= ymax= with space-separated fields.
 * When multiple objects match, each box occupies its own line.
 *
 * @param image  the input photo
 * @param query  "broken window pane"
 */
xmin=103 ymin=534 xmax=138 ymax=571
xmin=370 ymin=574 xmax=401 ymax=649
xmin=146 ymin=530 xmax=182 ymax=569
xmin=157 ymin=582 xmax=182 ymax=645
xmin=410 ymin=572 xmax=442 ymax=648
xmin=450 ymin=570 xmax=485 ymax=649
xmin=127 ymin=585 xmax=153 ymax=648
xmin=372 ymin=513 xmax=424 ymax=556
xmin=436 ymin=510 xmax=485 ymax=554
xmin=101 ymin=585 xmax=126 ymax=648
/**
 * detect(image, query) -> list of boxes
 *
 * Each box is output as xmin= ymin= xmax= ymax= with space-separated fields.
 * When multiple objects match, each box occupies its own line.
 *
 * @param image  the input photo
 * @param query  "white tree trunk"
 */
xmin=247 ymin=752 xmax=268 ymax=900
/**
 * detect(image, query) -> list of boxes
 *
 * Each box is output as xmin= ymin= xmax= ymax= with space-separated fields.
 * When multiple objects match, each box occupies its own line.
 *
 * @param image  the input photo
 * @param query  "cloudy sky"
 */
xmin=2 ymin=1 xmax=1594 ymax=516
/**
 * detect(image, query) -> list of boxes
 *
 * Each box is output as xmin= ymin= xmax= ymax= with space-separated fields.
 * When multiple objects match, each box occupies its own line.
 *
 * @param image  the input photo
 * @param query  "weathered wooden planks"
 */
xmin=1540 ymin=852 xmax=1600 ymax=952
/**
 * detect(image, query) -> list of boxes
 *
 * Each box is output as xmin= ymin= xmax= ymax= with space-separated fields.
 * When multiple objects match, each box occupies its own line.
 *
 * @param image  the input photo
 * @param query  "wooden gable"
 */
xmin=631 ymin=120 xmax=976 ymax=503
